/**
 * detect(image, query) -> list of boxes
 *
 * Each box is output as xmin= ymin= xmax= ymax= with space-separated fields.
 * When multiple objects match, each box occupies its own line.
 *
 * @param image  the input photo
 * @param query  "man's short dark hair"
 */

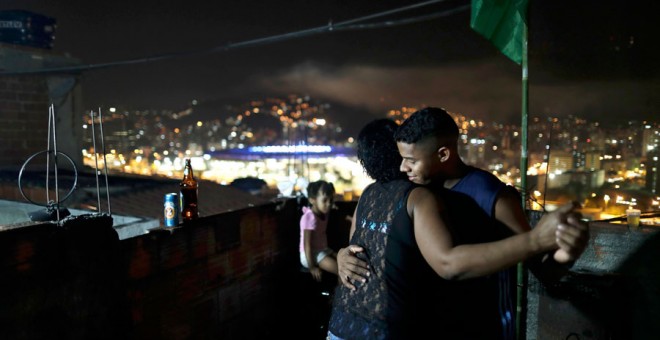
xmin=357 ymin=118 xmax=407 ymax=182
xmin=394 ymin=107 xmax=459 ymax=146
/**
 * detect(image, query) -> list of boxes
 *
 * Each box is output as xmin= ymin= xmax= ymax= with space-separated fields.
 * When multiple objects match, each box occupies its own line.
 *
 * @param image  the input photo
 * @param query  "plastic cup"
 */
xmin=343 ymin=189 xmax=353 ymax=202
xmin=626 ymin=208 xmax=641 ymax=229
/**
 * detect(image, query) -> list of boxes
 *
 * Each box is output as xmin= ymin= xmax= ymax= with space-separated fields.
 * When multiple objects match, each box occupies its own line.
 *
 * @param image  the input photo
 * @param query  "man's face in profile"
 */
xmin=397 ymin=139 xmax=442 ymax=185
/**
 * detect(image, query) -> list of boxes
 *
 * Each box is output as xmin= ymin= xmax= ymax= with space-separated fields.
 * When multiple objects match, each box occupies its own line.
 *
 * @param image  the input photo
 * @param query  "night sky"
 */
xmin=2 ymin=0 xmax=659 ymax=134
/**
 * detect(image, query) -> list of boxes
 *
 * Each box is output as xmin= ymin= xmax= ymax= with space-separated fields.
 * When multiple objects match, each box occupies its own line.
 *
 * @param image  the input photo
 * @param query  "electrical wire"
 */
xmin=0 ymin=0 xmax=468 ymax=76
xmin=335 ymin=4 xmax=469 ymax=31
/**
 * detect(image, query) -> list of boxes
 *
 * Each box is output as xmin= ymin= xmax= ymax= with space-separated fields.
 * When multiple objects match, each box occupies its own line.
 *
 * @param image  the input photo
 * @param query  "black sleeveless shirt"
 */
xmin=328 ymin=179 xmax=440 ymax=339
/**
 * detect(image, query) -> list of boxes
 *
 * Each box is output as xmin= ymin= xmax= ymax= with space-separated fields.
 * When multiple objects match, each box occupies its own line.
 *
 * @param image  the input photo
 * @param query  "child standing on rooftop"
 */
xmin=299 ymin=180 xmax=338 ymax=282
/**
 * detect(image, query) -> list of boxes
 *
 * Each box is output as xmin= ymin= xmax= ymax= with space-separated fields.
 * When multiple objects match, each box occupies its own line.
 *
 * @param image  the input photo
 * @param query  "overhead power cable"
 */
xmin=336 ymin=4 xmax=469 ymax=31
xmin=1 ymin=0 xmax=468 ymax=76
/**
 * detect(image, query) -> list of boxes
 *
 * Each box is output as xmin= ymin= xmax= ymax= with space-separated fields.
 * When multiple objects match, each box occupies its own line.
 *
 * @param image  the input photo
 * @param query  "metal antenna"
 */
xmin=98 ymin=107 xmax=112 ymax=215
xmin=90 ymin=110 xmax=101 ymax=212
xmin=46 ymin=105 xmax=52 ymax=205
xmin=543 ymin=118 xmax=552 ymax=212
xmin=18 ymin=104 xmax=77 ymax=223
xmin=50 ymin=104 xmax=61 ymax=222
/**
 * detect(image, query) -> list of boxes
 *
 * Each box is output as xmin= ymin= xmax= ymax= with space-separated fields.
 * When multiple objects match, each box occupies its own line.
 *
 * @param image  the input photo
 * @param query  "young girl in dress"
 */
xmin=299 ymin=180 xmax=338 ymax=282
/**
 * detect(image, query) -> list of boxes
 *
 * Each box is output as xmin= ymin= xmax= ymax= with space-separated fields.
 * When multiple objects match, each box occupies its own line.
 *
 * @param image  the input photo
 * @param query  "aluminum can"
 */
xmin=164 ymin=193 xmax=179 ymax=227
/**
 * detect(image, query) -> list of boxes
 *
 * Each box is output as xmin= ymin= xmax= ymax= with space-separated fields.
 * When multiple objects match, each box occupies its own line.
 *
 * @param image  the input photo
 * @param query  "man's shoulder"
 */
xmin=458 ymin=167 xmax=505 ymax=191
xmin=465 ymin=166 xmax=501 ymax=181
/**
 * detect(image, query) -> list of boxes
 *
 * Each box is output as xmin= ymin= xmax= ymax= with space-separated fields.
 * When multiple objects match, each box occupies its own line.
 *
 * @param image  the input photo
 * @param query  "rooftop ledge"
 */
xmin=0 ymin=199 xmax=159 ymax=239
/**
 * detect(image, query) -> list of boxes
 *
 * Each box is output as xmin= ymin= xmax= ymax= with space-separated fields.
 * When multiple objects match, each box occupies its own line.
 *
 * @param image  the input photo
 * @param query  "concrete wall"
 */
xmin=526 ymin=222 xmax=660 ymax=340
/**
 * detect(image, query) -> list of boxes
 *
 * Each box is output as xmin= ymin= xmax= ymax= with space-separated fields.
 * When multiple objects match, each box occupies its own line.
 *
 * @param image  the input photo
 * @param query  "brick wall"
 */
xmin=0 ymin=198 xmax=354 ymax=340
xmin=122 ymin=203 xmax=292 ymax=339
xmin=0 ymin=76 xmax=50 ymax=167
xmin=4 ymin=197 xmax=659 ymax=339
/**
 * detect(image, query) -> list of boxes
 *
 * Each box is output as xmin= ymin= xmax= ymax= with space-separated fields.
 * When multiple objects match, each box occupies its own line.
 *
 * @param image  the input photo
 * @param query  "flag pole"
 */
xmin=516 ymin=8 xmax=529 ymax=340
xmin=469 ymin=1 xmax=531 ymax=337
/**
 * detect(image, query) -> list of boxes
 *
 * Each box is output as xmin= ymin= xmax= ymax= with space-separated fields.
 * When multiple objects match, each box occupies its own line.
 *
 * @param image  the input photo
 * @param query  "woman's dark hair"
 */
xmin=307 ymin=180 xmax=335 ymax=199
xmin=357 ymin=119 xmax=407 ymax=182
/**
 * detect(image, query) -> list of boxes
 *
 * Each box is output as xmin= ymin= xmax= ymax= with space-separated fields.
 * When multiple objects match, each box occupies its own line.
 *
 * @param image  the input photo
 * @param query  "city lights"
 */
xmin=78 ymin=99 xmax=659 ymax=220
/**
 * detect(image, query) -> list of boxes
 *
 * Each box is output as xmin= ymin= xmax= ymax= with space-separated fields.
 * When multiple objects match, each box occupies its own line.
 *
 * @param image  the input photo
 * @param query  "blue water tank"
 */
xmin=0 ymin=10 xmax=56 ymax=49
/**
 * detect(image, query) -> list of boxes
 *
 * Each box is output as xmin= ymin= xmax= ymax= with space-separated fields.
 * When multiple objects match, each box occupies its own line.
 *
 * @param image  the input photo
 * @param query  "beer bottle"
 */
xmin=180 ymin=158 xmax=199 ymax=221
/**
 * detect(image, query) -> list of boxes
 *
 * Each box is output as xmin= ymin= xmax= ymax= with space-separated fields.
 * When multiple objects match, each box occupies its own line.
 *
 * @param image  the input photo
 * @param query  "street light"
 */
xmin=603 ymin=194 xmax=610 ymax=212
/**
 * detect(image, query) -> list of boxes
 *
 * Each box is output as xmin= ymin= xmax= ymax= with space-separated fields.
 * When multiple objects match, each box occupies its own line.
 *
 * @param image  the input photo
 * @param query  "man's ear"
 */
xmin=437 ymin=146 xmax=451 ymax=162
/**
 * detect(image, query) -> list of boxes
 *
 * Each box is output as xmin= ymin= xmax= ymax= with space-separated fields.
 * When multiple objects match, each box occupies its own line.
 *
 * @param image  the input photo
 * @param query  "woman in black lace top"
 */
xmin=326 ymin=118 xmax=578 ymax=339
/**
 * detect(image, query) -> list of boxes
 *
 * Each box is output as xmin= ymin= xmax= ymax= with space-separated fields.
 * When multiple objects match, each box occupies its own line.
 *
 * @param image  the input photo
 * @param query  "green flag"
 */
xmin=470 ymin=0 xmax=528 ymax=64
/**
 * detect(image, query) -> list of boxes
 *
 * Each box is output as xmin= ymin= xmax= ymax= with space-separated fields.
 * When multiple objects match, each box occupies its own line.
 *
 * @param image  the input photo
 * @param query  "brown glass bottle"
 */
xmin=180 ymin=158 xmax=199 ymax=222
